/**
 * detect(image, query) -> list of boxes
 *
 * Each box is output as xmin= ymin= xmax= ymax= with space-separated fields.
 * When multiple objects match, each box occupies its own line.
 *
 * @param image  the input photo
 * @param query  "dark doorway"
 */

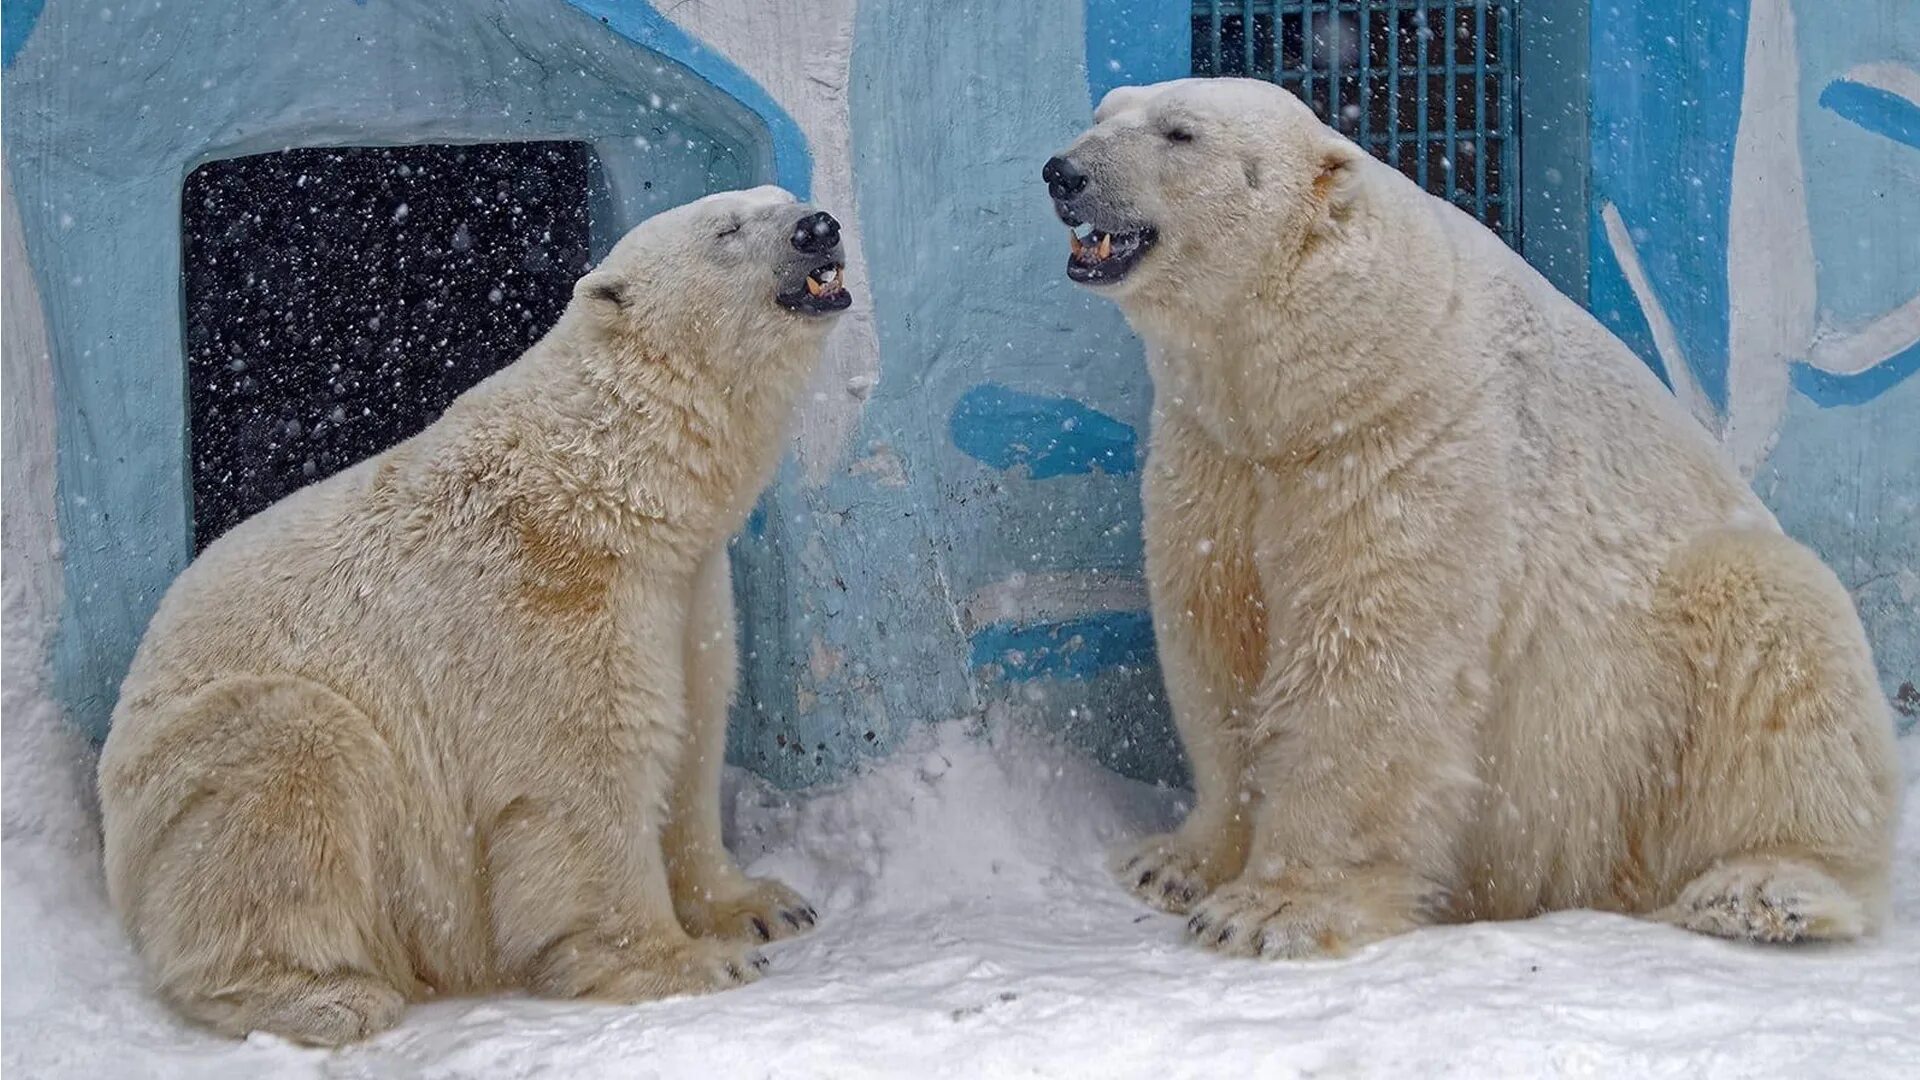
xmin=181 ymin=140 xmax=596 ymax=551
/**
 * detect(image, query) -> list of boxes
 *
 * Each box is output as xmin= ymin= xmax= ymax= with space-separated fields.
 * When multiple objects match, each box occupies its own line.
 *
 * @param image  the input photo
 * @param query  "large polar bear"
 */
xmin=1044 ymin=79 xmax=1899 ymax=957
xmin=98 ymin=187 xmax=852 ymax=1044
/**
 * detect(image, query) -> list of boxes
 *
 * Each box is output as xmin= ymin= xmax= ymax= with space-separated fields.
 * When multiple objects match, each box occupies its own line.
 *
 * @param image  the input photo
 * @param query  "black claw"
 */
xmin=1215 ymin=926 xmax=1233 ymax=945
xmin=781 ymin=910 xmax=803 ymax=929
xmin=725 ymin=962 xmax=744 ymax=981
xmin=751 ymin=916 xmax=771 ymax=941
xmin=1187 ymin=913 xmax=1210 ymax=935
xmin=1137 ymin=869 xmax=1158 ymax=889
xmin=800 ymin=906 xmax=818 ymax=925
xmin=751 ymin=953 xmax=770 ymax=971
xmin=1121 ymin=855 xmax=1142 ymax=874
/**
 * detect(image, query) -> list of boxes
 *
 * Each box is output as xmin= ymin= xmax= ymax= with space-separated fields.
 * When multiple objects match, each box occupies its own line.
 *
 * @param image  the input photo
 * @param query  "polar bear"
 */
xmin=98 ymin=186 xmax=852 ymax=1044
xmin=1044 ymin=79 xmax=1900 ymax=957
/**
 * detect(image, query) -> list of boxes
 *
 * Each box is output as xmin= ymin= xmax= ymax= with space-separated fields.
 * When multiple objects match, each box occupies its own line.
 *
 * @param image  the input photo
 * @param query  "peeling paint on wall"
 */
xmin=949 ymin=384 xmax=1139 ymax=480
xmin=970 ymin=610 xmax=1155 ymax=681
xmin=6 ymin=0 xmax=789 ymax=735
xmin=1 ymin=0 xmax=45 ymax=68
xmin=656 ymin=0 xmax=882 ymax=485
xmin=1592 ymin=0 xmax=1919 ymax=718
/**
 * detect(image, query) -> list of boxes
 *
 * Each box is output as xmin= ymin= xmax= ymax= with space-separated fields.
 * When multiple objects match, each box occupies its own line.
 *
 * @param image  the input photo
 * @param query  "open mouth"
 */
xmin=1065 ymin=224 xmax=1157 ymax=285
xmin=778 ymin=262 xmax=852 ymax=315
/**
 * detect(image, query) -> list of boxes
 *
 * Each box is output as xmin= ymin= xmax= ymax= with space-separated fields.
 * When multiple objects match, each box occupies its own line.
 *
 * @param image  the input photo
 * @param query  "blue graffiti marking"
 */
xmin=1588 ymin=3 xmax=1748 ymax=411
xmin=562 ymin=0 xmax=813 ymax=198
xmin=1820 ymin=79 xmax=1920 ymax=153
xmin=969 ymin=610 xmax=1156 ymax=680
xmin=949 ymin=384 xmax=1138 ymax=479
xmin=1590 ymin=221 xmax=1673 ymax=392
xmin=2 ymin=0 xmax=46 ymax=67
xmin=1801 ymin=76 xmax=1920 ymax=407
xmin=1791 ymin=341 xmax=1920 ymax=408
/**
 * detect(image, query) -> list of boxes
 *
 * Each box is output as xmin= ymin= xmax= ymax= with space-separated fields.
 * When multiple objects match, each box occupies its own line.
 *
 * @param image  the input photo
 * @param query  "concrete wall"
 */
xmin=728 ymin=0 xmax=1178 ymax=786
xmin=6 ymin=0 xmax=1913 ymax=792
xmin=1592 ymin=0 xmax=1919 ymax=727
xmin=3 ymin=0 xmax=794 ymax=735
xmin=3 ymin=163 xmax=61 ymax=661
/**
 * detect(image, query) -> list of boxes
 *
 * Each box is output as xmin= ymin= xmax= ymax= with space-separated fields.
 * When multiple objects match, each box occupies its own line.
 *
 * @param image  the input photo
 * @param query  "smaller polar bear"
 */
xmin=1044 ymin=79 xmax=1899 ymax=957
xmin=99 ymin=187 xmax=853 ymax=1044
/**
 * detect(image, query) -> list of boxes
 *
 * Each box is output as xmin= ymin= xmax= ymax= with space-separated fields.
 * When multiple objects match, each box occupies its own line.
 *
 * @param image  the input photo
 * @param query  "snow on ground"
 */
xmin=5 ymin=683 xmax=1919 ymax=1078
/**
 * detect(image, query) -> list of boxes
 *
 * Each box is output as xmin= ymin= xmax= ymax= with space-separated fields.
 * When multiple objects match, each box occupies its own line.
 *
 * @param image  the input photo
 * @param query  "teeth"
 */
xmin=1069 ymin=229 xmax=1083 ymax=257
xmin=820 ymin=267 xmax=838 ymax=285
xmin=1096 ymin=233 xmax=1112 ymax=261
xmin=806 ymin=276 xmax=825 ymax=297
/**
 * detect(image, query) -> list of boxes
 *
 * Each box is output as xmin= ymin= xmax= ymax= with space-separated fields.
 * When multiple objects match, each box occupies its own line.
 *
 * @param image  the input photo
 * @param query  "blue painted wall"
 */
xmin=1591 ymin=0 xmax=1919 ymax=727
xmin=10 ymin=0 xmax=1913 ymax=784
xmin=3 ymin=0 xmax=800 ymax=735
xmin=724 ymin=0 xmax=1179 ymax=788
xmin=1085 ymin=0 xmax=1191 ymax=107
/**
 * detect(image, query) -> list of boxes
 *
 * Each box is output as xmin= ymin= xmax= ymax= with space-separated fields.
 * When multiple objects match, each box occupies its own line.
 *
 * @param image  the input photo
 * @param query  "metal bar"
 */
xmin=1443 ymin=0 xmax=1458 ymax=204
xmin=1387 ymin=0 xmax=1402 ymax=173
xmin=1415 ymin=4 xmax=1429 ymax=188
xmin=1354 ymin=0 xmax=1370 ymax=144
xmin=1302 ymin=2 xmax=1315 ymax=117
xmin=1211 ymin=0 xmax=1223 ymax=75
xmin=1474 ymin=0 xmax=1488 ymax=220
xmin=1243 ymin=0 xmax=1257 ymax=77
xmin=1500 ymin=0 xmax=1523 ymax=248
xmin=1327 ymin=1 xmax=1342 ymax=128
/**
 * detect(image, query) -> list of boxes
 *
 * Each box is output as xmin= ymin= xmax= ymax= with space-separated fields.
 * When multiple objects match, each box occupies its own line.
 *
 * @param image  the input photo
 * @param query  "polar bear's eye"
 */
xmin=715 ymin=222 xmax=742 ymax=239
xmin=1164 ymin=127 xmax=1194 ymax=144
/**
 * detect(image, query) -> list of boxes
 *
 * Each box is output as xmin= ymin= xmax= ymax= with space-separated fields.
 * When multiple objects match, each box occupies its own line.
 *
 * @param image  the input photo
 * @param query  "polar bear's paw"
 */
xmin=532 ymin=932 xmax=767 ymax=1002
xmin=1659 ymin=855 xmax=1865 ymax=944
xmin=678 ymin=877 xmax=818 ymax=944
xmin=180 ymin=967 xmax=407 ymax=1046
xmin=1112 ymin=832 xmax=1238 ymax=914
xmin=1183 ymin=875 xmax=1420 ymax=959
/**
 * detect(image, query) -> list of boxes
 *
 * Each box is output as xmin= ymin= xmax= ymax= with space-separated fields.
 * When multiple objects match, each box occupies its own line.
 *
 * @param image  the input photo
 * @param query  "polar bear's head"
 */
xmin=572 ymin=186 xmax=851 ymax=363
xmin=1043 ymin=78 xmax=1364 ymax=306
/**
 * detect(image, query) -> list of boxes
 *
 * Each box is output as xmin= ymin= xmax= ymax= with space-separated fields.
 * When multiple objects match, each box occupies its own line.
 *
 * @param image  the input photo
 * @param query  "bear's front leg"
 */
xmin=490 ymin=794 xmax=765 ymax=1000
xmin=1185 ymin=661 xmax=1479 ymax=959
xmin=1185 ymin=469 xmax=1493 ymax=959
xmin=491 ymin=791 xmax=768 ymax=991
xmin=1113 ymin=418 xmax=1261 ymax=913
xmin=664 ymin=549 xmax=815 ymax=944
xmin=490 ymin=607 xmax=764 ymax=1001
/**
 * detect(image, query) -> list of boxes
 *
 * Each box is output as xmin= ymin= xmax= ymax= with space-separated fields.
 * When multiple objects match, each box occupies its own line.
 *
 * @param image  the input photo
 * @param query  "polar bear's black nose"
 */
xmin=791 ymin=211 xmax=841 ymax=254
xmin=1043 ymin=156 xmax=1089 ymax=199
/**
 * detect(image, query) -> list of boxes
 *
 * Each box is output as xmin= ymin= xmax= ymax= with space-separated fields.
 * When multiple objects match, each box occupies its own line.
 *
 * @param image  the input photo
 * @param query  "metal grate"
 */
xmin=1192 ymin=1 xmax=1519 ymax=244
xmin=183 ymin=142 xmax=595 ymax=550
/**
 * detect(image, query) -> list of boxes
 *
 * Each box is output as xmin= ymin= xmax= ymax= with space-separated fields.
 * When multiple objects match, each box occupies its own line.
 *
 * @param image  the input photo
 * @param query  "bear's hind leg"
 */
xmin=490 ymin=795 xmax=766 ymax=1001
xmin=171 ymin=966 xmax=406 ymax=1047
xmin=105 ymin=677 xmax=413 ymax=1045
xmin=1651 ymin=529 xmax=1899 ymax=943
xmin=1659 ymin=851 xmax=1866 ymax=943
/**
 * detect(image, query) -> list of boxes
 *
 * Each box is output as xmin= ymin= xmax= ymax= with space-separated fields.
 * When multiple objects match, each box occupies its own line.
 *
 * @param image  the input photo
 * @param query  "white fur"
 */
xmin=1060 ymin=80 xmax=1900 ymax=957
xmin=98 ymin=187 xmax=838 ymax=1043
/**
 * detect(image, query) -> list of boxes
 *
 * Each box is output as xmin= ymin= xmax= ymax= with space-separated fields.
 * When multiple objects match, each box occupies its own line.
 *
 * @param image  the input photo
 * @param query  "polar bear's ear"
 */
xmin=575 ymin=270 xmax=629 ymax=324
xmin=1095 ymin=85 xmax=1151 ymax=123
xmin=1311 ymin=139 xmax=1365 ymax=221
